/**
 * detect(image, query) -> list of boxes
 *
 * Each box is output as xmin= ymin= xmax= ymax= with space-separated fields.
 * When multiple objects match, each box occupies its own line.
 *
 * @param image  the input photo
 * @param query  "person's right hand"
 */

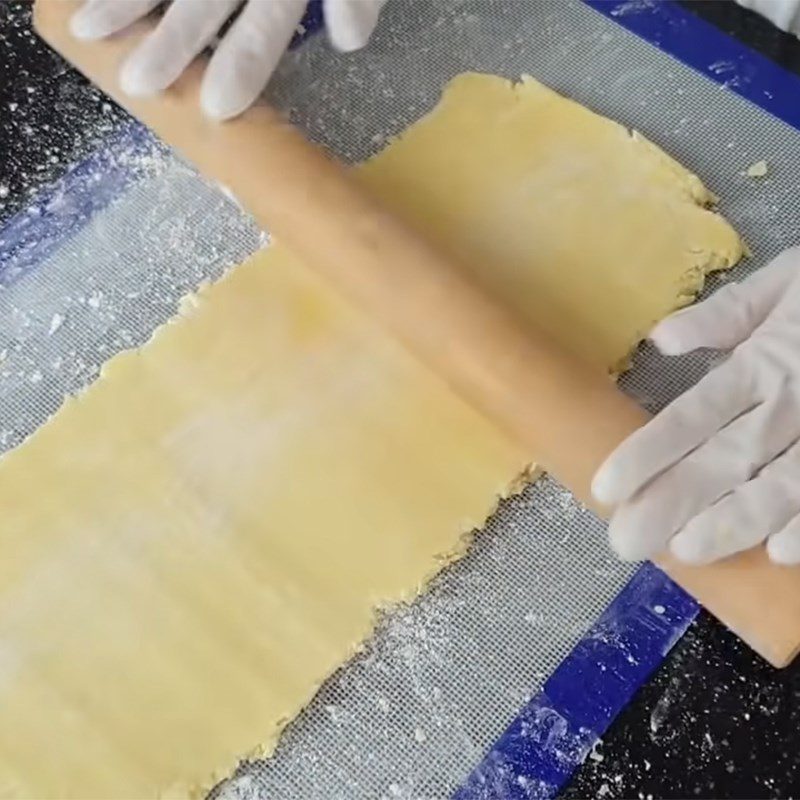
xmin=70 ymin=0 xmax=387 ymax=120
xmin=736 ymin=0 xmax=800 ymax=35
xmin=593 ymin=247 xmax=800 ymax=566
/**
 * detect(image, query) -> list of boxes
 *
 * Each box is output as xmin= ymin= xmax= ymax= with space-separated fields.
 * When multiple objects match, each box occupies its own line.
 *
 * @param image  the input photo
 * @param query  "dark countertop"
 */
xmin=1 ymin=2 xmax=799 ymax=798
xmin=564 ymin=614 xmax=800 ymax=799
xmin=0 ymin=2 xmax=126 ymax=223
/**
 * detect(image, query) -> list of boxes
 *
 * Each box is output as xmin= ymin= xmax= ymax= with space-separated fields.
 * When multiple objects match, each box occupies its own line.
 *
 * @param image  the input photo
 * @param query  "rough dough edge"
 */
xmin=187 ymin=463 xmax=540 ymax=800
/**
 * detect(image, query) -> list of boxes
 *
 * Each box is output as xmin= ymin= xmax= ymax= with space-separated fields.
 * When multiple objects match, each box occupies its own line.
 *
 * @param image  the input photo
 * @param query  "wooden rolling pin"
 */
xmin=34 ymin=0 xmax=800 ymax=667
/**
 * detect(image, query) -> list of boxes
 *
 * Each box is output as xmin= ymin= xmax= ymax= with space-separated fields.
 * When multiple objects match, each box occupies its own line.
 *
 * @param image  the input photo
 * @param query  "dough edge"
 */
xmin=0 ymin=73 xmax=744 ymax=800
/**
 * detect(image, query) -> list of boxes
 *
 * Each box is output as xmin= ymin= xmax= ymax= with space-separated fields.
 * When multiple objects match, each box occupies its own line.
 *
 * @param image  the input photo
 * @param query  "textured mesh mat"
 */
xmin=2 ymin=2 xmax=800 ymax=799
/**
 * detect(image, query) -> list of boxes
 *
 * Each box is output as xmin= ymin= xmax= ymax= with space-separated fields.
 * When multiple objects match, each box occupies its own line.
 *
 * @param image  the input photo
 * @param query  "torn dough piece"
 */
xmin=0 ymin=73 xmax=741 ymax=799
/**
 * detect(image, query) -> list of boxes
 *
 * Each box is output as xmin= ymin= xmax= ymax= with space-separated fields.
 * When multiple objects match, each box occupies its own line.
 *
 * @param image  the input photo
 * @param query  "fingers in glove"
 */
xmin=71 ymin=0 xmax=161 ymax=39
xmin=606 ymin=385 xmax=798 ymax=561
xmin=651 ymin=247 xmax=800 ymax=356
xmin=201 ymin=0 xmax=308 ymax=120
xmin=593 ymin=358 xmax=755 ymax=506
xmin=325 ymin=0 xmax=387 ymax=51
xmin=736 ymin=0 xmax=800 ymax=33
xmin=670 ymin=429 xmax=800 ymax=564
xmin=768 ymin=512 xmax=800 ymax=564
xmin=120 ymin=0 xmax=240 ymax=97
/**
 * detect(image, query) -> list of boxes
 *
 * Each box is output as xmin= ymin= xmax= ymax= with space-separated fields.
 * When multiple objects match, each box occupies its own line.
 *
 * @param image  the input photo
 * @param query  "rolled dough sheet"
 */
xmin=0 ymin=73 xmax=741 ymax=799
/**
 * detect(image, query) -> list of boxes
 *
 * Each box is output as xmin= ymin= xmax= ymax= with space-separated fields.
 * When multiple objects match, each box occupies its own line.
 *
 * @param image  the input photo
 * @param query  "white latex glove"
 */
xmin=70 ymin=0 xmax=386 ymax=120
xmin=736 ymin=0 xmax=800 ymax=35
xmin=593 ymin=247 xmax=800 ymax=566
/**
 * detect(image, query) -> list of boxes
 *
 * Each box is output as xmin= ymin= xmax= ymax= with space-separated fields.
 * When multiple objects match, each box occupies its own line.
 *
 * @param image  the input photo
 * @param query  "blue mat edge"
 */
xmin=0 ymin=121 xmax=158 ymax=287
xmin=453 ymin=563 xmax=698 ymax=800
xmin=587 ymin=0 xmax=800 ymax=131
xmin=0 ymin=0 xmax=324 ymax=287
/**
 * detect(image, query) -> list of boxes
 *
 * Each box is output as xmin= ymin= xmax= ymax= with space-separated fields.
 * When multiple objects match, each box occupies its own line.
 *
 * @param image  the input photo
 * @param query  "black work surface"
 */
xmin=1 ymin=2 xmax=798 ymax=799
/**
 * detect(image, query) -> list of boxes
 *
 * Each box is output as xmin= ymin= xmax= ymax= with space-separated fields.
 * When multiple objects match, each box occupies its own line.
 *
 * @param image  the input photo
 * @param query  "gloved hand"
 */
xmin=593 ymin=247 xmax=800 ymax=566
xmin=70 ymin=0 xmax=386 ymax=120
xmin=736 ymin=0 xmax=800 ymax=35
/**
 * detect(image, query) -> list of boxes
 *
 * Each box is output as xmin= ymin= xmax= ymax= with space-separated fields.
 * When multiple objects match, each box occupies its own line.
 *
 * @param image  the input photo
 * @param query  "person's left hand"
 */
xmin=592 ymin=247 xmax=800 ymax=566
xmin=70 ymin=0 xmax=386 ymax=120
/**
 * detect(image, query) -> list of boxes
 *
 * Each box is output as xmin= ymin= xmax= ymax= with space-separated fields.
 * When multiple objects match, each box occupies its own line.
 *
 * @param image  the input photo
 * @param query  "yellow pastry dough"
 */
xmin=0 ymin=73 xmax=741 ymax=799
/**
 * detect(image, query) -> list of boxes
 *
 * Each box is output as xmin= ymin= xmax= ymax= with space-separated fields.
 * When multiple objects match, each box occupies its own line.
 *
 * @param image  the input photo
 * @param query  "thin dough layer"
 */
xmin=0 ymin=73 xmax=741 ymax=799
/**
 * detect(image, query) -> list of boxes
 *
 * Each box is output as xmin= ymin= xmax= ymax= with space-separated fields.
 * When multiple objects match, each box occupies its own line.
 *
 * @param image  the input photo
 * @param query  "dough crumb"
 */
xmin=413 ymin=727 xmax=427 ymax=743
xmin=178 ymin=292 xmax=202 ymax=316
xmin=744 ymin=159 xmax=768 ymax=178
